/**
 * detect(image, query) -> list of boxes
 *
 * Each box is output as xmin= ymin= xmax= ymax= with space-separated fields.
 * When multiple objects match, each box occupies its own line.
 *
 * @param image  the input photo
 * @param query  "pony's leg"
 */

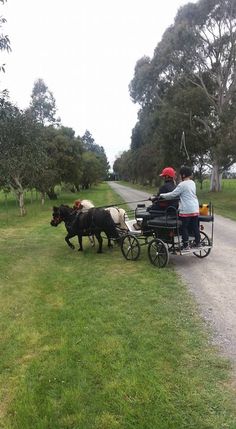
xmin=95 ymin=232 xmax=103 ymax=253
xmin=107 ymin=236 xmax=113 ymax=248
xmin=78 ymin=235 xmax=83 ymax=251
xmin=65 ymin=233 xmax=75 ymax=250
xmin=104 ymin=226 xmax=119 ymax=247
xmin=88 ymin=234 xmax=95 ymax=247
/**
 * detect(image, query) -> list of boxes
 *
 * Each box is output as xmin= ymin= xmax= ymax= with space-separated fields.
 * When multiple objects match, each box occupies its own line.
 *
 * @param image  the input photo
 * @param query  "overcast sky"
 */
xmin=1 ymin=0 xmax=194 ymax=169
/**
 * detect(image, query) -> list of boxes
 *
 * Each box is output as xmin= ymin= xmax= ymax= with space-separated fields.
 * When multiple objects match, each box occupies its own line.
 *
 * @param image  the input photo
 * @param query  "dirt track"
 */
xmin=108 ymin=181 xmax=236 ymax=363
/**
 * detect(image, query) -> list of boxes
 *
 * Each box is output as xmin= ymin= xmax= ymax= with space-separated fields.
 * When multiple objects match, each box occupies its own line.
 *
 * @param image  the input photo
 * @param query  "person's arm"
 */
xmin=150 ymin=183 xmax=175 ymax=201
xmin=159 ymin=183 xmax=182 ymax=200
xmin=149 ymin=189 xmax=160 ymax=201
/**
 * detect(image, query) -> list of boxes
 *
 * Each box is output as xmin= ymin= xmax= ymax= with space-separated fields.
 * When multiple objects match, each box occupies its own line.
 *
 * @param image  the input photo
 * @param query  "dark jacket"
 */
xmin=149 ymin=180 xmax=179 ymax=212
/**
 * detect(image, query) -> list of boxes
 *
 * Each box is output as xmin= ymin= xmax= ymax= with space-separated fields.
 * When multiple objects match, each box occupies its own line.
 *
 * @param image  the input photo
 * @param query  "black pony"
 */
xmin=50 ymin=205 xmax=120 ymax=253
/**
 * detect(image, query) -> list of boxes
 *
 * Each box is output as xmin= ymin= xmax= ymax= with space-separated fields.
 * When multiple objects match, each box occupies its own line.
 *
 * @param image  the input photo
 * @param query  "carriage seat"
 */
xmin=135 ymin=206 xmax=213 ymax=229
xmin=136 ymin=203 xmax=178 ymax=217
xmin=135 ymin=207 xmax=176 ymax=220
xmin=135 ymin=208 xmax=153 ymax=221
xmin=199 ymin=215 xmax=214 ymax=222
xmin=147 ymin=214 xmax=213 ymax=229
xmin=147 ymin=216 xmax=182 ymax=229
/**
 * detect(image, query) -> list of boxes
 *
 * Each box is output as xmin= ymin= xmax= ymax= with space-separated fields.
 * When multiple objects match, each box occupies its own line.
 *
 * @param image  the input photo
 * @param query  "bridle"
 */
xmin=52 ymin=213 xmax=63 ymax=225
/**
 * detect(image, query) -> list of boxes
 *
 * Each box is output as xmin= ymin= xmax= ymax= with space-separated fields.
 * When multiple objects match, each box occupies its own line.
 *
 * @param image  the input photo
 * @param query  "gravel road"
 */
xmin=109 ymin=181 xmax=236 ymax=363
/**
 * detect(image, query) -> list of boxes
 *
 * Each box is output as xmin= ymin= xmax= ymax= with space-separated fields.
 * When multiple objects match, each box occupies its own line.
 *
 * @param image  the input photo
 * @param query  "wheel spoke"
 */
xmin=121 ymin=234 xmax=140 ymax=261
xmin=148 ymin=239 xmax=169 ymax=268
xmin=193 ymin=231 xmax=211 ymax=258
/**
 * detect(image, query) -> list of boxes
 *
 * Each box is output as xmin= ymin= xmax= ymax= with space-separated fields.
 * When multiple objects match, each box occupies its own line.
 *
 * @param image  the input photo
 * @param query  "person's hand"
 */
xmin=148 ymin=196 xmax=154 ymax=201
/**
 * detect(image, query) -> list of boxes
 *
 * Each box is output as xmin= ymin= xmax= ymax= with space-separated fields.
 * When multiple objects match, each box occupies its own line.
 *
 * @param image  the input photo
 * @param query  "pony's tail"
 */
xmin=104 ymin=211 xmax=120 ymax=240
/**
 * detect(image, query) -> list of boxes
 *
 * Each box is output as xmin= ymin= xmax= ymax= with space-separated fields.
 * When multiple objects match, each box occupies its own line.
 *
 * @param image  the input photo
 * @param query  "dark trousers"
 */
xmin=181 ymin=216 xmax=200 ymax=246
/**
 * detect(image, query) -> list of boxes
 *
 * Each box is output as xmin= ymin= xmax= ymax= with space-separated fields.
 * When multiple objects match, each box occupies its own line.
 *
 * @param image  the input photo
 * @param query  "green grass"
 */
xmin=0 ymin=183 xmax=236 ymax=428
xmin=197 ymin=180 xmax=236 ymax=221
xmin=119 ymin=179 xmax=236 ymax=221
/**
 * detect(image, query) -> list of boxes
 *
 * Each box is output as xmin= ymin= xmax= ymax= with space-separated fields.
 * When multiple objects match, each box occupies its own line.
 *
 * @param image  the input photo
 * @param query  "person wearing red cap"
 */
xmin=148 ymin=166 xmax=179 ymax=212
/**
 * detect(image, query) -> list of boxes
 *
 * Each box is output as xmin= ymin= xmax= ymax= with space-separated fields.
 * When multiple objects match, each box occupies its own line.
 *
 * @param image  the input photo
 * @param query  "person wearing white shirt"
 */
xmin=159 ymin=166 xmax=200 ymax=251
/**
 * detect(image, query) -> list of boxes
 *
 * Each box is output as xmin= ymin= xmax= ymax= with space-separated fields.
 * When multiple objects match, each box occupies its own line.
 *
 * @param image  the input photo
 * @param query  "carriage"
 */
xmin=119 ymin=202 xmax=214 ymax=268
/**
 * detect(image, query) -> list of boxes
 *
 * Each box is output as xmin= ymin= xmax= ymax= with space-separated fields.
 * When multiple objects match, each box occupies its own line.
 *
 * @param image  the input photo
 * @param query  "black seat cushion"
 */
xmin=147 ymin=217 xmax=182 ymax=228
xmin=199 ymin=215 xmax=214 ymax=222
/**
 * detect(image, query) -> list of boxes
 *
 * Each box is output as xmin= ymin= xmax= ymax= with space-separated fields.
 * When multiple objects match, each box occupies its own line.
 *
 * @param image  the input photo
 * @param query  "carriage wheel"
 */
xmin=148 ymin=238 xmax=169 ymax=268
xmin=121 ymin=234 xmax=140 ymax=261
xmin=193 ymin=231 xmax=212 ymax=259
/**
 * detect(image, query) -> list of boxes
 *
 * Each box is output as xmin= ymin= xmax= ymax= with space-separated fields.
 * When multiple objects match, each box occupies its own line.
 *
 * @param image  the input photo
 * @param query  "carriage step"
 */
xmin=180 ymin=245 xmax=212 ymax=254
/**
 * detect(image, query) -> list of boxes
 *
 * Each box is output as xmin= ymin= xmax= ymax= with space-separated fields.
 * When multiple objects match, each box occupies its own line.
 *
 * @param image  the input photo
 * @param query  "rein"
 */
xmin=54 ymin=215 xmax=63 ymax=224
xmin=95 ymin=198 xmax=149 ymax=209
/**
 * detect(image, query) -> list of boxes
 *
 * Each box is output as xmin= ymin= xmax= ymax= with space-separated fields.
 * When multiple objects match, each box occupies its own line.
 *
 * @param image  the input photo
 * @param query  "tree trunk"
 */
xmin=210 ymin=161 xmax=222 ymax=192
xmin=41 ymin=192 xmax=46 ymax=205
xmin=47 ymin=188 xmax=58 ymax=200
xmin=12 ymin=178 xmax=26 ymax=216
xmin=18 ymin=192 xmax=26 ymax=216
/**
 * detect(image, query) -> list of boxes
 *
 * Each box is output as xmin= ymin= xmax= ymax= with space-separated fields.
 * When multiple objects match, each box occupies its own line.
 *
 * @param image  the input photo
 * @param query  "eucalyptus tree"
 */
xmin=0 ymin=1 xmax=10 ymax=52
xmin=156 ymin=80 xmax=212 ymax=170
xmin=113 ymin=150 xmax=135 ymax=182
xmin=130 ymin=0 xmax=236 ymax=190
xmin=0 ymin=0 xmax=11 ymax=83
xmin=128 ymin=113 xmax=162 ymax=184
xmin=0 ymin=99 xmax=45 ymax=215
xmin=169 ymin=0 xmax=236 ymax=190
xmin=129 ymin=58 xmax=190 ymax=180
xmin=81 ymin=129 xmax=110 ymax=179
xmin=29 ymin=78 xmax=59 ymax=125
xmin=135 ymin=144 xmax=159 ymax=185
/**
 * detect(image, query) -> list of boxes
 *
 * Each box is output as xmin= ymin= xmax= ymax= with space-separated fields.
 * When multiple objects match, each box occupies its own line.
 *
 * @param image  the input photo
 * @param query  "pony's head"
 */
xmin=50 ymin=206 xmax=62 ymax=227
xmin=50 ymin=205 xmax=72 ymax=226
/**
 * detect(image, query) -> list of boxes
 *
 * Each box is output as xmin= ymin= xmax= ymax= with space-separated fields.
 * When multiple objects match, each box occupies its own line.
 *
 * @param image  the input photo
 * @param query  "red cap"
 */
xmin=159 ymin=167 xmax=176 ymax=178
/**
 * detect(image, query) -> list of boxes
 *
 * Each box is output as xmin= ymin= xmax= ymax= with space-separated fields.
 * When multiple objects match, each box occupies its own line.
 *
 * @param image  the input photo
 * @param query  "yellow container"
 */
xmin=199 ymin=204 xmax=209 ymax=216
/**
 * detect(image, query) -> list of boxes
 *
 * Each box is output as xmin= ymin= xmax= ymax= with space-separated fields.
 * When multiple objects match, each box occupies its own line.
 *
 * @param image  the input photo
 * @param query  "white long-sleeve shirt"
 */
xmin=159 ymin=179 xmax=199 ymax=216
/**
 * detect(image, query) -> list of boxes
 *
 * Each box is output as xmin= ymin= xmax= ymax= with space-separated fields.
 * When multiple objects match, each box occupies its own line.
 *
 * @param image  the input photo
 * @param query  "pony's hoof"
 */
xmin=78 ymin=248 xmax=83 ymax=252
xmin=97 ymin=250 xmax=103 ymax=254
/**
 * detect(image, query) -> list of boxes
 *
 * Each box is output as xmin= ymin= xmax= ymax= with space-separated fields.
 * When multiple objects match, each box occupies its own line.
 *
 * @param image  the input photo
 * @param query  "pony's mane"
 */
xmin=81 ymin=199 xmax=95 ymax=208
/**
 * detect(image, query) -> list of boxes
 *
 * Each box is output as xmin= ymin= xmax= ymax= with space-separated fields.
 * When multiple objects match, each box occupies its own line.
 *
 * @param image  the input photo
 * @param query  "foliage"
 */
xmin=116 ymin=0 xmax=236 ymax=191
xmin=29 ymin=78 xmax=59 ymax=125
xmin=33 ymin=126 xmax=83 ymax=198
xmin=80 ymin=151 xmax=105 ymax=189
xmin=113 ymin=150 xmax=134 ymax=182
xmin=0 ymin=76 xmax=110 ymax=204
xmin=0 ymin=0 xmax=11 ymax=74
xmin=158 ymin=0 xmax=236 ymax=188
xmin=82 ymin=130 xmax=110 ymax=179
xmin=0 ymin=99 xmax=46 ymax=213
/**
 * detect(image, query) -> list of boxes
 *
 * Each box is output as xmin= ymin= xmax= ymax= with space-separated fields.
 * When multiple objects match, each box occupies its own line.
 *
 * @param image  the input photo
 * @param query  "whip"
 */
xmin=180 ymin=131 xmax=190 ymax=161
xmin=96 ymin=198 xmax=150 ymax=209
